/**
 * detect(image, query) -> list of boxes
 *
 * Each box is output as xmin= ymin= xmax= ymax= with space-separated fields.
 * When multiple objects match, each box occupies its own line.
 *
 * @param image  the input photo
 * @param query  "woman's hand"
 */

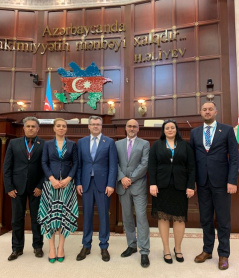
xmin=59 ymin=177 xmax=72 ymax=188
xmin=49 ymin=176 xmax=61 ymax=189
xmin=150 ymin=185 xmax=158 ymax=197
xmin=186 ymin=188 xmax=194 ymax=198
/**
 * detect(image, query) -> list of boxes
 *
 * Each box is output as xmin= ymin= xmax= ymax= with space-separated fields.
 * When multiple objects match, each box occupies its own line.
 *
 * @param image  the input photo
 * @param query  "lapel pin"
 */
xmin=37 ymin=141 xmax=40 ymax=144
xmin=219 ymin=130 xmax=222 ymax=132
xmin=103 ymin=139 xmax=105 ymax=142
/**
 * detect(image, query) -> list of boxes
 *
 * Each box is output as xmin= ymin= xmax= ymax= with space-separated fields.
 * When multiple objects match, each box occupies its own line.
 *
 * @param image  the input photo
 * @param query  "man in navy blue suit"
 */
xmin=190 ymin=101 xmax=238 ymax=270
xmin=76 ymin=115 xmax=118 ymax=262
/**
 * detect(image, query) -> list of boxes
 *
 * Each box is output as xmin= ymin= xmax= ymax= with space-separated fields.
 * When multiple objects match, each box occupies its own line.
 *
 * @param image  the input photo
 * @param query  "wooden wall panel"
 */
xmin=65 ymin=40 xmax=80 ymax=66
xmin=15 ymin=72 xmax=33 ymax=100
xmin=199 ymin=24 xmax=220 ymax=56
xmin=46 ymin=51 xmax=63 ymax=68
xmin=84 ymin=47 xmax=101 ymax=67
xmin=177 ymin=97 xmax=197 ymax=116
xmin=175 ymin=0 xmax=196 ymax=26
xmin=0 ymin=10 xmax=15 ymax=37
xmin=155 ymin=99 xmax=173 ymax=116
xmin=17 ymin=11 xmax=35 ymax=38
xmin=0 ymin=103 xmax=10 ymax=113
xmin=0 ymin=72 xmax=11 ymax=99
xmin=176 ymin=62 xmax=196 ymax=94
xmin=66 ymin=10 xmax=83 ymax=26
xmin=198 ymin=0 xmax=219 ymax=21
xmin=85 ymin=9 xmax=101 ymax=26
xmin=155 ymin=0 xmax=173 ymax=29
xmin=0 ymin=51 xmax=13 ymax=68
xmin=134 ymin=2 xmax=153 ymax=32
xmin=103 ymin=44 xmax=121 ymax=66
xmin=48 ymin=11 xmax=65 ymax=27
xmin=104 ymin=7 xmax=122 ymax=24
xmin=177 ymin=27 xmax=196 ymax=58
xmin=103 ymin=70 xmax=121 ymax=99
xmin=155 ymin=64 xmax=173 ymax=95
xmin=199 ymin=59 xmax=221 ymax=91
xmin=16 ymin=50 xmax=34 ymax=68
xmin=134 ymin=67 xmax=152 ymax=97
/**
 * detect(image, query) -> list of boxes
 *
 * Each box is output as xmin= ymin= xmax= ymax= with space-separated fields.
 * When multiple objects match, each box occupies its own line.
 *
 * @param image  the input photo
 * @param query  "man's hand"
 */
xmin=105 ymin=187 xmax=114 ymax=197
xmin=150 ymin=185 xmax=158 ymax=197
xmin=8 ymin=189 xmax=17 ymax=198
xmin=76 ymin=185 xmax=83 ymax=196
xmin=227 ymin=183 xmax=237 ymax=194
xmin=186 ymin=188 xmax=194 ymax=198
xmin=121 ymin=177 xmax=131 ymax=189
xmin=33 ymin=188 xmax=42 ymax=197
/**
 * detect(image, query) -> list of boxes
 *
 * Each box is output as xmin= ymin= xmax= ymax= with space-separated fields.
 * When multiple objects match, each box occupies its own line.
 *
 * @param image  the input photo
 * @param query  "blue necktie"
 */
xmin=205 ymin=126 xmax=211 ymax=147
xmin=91 ymin=137 xmax=97 ymax=160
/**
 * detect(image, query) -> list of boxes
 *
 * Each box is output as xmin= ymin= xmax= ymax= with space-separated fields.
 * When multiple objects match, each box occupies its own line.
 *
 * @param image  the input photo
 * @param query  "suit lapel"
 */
xmin=20 ymin=137 xmax=28 ymax=160
xmin=173 ymin=140 xmax=182 ymax=160
xmin=94 ymin=135 xmax=105 ymax=160
xmin=128 ymin=137 xmax=139 ymax=162
xmin=210 ymin=123 xmax=222 ymax=149
xmin=122 ymin=138 xmax=128 ymax=162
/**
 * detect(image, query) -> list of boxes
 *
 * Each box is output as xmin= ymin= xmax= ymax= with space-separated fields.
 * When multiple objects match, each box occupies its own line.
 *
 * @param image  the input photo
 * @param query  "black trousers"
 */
xmin=197 ymin=179 xmax=231 ymax=257
xmin=11 ymin=188 xmax=43 ymax=251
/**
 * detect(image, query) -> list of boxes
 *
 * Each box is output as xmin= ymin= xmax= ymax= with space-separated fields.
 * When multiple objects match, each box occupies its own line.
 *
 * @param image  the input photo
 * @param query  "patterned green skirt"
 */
xmin=38 ymin=180 xmax=79 ymax=239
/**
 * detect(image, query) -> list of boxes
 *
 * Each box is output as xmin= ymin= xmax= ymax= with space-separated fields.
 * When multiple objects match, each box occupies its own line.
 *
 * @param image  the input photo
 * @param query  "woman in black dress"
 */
xmin=148 ymin=119 xmax=195 ymax=264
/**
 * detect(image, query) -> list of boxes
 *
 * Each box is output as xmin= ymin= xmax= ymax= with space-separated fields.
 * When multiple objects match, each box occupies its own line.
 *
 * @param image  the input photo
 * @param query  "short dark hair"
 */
xmin=160 ymin=119 xmax=182 ymax=140
xmin=201 ymin=101 xmax=217 ymax=109
xmin=88 ymin=115 xmax=103 ymax=124
xmin=23 ymin=117 xmax=39 ymax=127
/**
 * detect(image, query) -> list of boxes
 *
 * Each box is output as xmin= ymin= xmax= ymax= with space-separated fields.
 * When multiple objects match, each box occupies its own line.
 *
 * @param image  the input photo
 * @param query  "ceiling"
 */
xmin=0 ymin=0 xmax=145 ymax=10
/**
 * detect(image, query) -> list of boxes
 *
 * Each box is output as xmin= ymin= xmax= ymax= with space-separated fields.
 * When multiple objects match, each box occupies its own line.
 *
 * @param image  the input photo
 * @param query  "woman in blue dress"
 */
xmin=38 ymin=118 xmax=78 ymax=263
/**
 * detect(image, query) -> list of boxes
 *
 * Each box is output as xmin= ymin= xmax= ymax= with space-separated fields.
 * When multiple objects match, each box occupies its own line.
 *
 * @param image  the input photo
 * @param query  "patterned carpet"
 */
xmin=1 ymin=229 xmax=239 ymax=278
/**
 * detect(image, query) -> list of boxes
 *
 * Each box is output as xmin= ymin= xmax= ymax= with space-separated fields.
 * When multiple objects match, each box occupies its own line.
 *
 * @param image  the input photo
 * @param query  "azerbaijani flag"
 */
xmin=44 ymin=73 xmax=54 ymax=111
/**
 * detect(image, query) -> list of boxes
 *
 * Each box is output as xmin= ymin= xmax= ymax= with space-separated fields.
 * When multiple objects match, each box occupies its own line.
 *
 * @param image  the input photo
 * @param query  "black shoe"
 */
xmin=101 ymin=249 xmax=110 ymax=262
xmin=121 ymin=247 xmax=137 ymax=258
xmin=76 ymin=247 xmax=91 ymax=261
xmin=34 ymin=248 xmax=44 ymax=258
xmin=141 ymin=254 xmax=150 ymax=268
xmin=164 ymin=254 xmax=173 ymax=264
xmin=8 ymin=250 xmax=23 ymax=261
xmin=174 ymin=248 xmax=184 ymax=262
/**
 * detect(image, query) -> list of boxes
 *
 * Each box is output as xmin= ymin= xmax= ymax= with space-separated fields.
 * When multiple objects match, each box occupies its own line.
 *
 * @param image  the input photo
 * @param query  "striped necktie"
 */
xmin=127 ymin=139 xmax=132 ymax=160
xmin=205 ymin=126 xmax=211 ymax=147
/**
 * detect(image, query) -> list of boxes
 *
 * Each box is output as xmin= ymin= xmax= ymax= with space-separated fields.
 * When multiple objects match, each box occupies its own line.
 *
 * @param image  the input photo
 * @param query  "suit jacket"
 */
xmin=76 ymin=134 xmax=118 ymax=193
xmin=148 ymin=139 xmax=195 ymax=190
xmin=190 ymin=122 xmax=238 ymax=187
xmin=116 ymin=137 xmax=149 ymax=195
xmin=41 ymin=138 xmax=78 ymax=181
xmin=3 ymin=136 xmax=45 ymax=195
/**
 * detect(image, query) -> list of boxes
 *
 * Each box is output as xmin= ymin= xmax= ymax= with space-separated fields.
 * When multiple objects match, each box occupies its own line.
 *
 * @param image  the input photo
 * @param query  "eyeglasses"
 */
xmin=89 ymin=124 xmax=102 ymax=127
xmin=127 ymin=125 xmax=138 ymax=129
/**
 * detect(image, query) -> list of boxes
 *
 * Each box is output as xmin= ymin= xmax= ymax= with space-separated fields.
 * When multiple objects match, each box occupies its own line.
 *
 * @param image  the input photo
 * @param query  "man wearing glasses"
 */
xmin=115 ymin=119 xmax=150 ymax=267
xmin=76 ymin=115 xmax=118 ymax=262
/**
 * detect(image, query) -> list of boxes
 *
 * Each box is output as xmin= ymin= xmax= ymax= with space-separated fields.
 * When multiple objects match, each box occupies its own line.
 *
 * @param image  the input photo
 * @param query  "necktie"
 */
xmin=127 ymin=139 xmax=132 ymax=160
xmin=27 ymin=138 xmax=33 ymax=159
xmin=205 ymin=126 xmax=211 ymax=147
xmin=91 ymin=137 xmax=97 ymax=160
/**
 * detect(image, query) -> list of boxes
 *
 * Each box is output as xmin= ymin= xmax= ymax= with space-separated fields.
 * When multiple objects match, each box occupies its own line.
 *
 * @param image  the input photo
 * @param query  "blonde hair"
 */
xmin=53 ymin=118 xmax=67 ymax=126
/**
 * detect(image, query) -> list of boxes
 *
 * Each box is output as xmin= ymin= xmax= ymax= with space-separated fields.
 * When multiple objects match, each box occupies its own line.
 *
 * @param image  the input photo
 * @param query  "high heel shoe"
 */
xmin=48 ymin=257 xmax=56 ymax=263
xmin=57 ymin=256 xmax=65 ymax=262
xmin=163 ymin=253 xmax=173 ymax=264
xmin=174 ymin=248 xmax=184 ymax=262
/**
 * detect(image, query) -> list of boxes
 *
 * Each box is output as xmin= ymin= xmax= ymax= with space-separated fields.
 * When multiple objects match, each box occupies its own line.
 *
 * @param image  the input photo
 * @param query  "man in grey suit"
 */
xmin=115 ymin=119 xmax=150 ymax=268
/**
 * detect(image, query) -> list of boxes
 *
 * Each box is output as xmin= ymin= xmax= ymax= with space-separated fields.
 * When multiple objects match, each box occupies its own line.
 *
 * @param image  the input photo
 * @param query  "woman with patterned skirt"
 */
xmin=38 ymin=118 xmax=78 ymax=263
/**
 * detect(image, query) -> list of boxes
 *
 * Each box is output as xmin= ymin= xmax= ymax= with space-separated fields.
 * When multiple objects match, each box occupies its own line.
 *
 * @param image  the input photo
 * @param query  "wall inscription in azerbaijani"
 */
xmin=0 ymin=20 xmax=186 ymax=61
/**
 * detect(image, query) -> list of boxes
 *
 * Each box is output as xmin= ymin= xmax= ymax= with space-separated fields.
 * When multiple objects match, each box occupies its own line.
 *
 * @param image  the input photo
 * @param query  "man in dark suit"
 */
xmin=3 ymin=117 xmax=45 ymax=261
xmin=76 ymin=115 xmax=118 ymax=262
xmin=116 ymin=119 xmax=150 ymax=268
xmin=190 ymin=101 xmax=238 ymax=270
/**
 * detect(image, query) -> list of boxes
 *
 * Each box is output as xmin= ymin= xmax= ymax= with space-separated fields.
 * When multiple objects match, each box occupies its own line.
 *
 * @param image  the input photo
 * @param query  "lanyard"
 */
xmin=166 ymin=140 xmax=176 ymax=162
xmin=56 ymin=139 xmax=66 ymax=158
xmin=203 ymin=124 xmax=216 ymax=147
xmin=25 ymin=137 xmax=35 ymax=159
